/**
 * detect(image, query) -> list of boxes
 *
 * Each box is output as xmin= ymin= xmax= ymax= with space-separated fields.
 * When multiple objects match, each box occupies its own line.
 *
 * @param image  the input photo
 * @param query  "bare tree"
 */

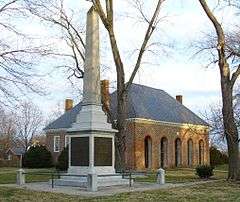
xmin=204 ymin=91 xmax=240 ymax=150
xmin=198 ymin=0 xmax=240 ymax=180
xmin=45 ymin=102 xmax=64 ymax=126
xmin=15 ymin=101 xmax=43 ymax=151
xmin=204 ymin=105 xmax=225 ymax=147
xmin=225 ymin=0 xmax=240 ymax=9
xmin=87 ymin=0 xmax=167 ymax=168
xmin=0 ymin=0 xmax=52 ymax=106
xmin=0 ymin=107 xmax=16 ymax=153
xmin=24 ymin=0 xmax=85 ymax=81
xmin=24 ymin=0 xmax=113 ymax=93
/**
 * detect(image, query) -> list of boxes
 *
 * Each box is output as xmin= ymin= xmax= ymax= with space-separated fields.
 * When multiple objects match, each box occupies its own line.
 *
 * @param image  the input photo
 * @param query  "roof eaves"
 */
xmin=45 ymin=128 xmax=68 ymax=133
xmin=128 ymin=118 xmax=209 ymax=129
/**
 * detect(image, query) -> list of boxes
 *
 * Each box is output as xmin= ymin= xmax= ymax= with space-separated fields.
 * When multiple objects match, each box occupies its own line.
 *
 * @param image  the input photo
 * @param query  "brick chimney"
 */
xmin=65 ymin=99 xmax=73 ymax=112
xmin=176 ymin=95 xmax=183 ymax=104
xmin=101 ymin=80 xmax=110 ymax=112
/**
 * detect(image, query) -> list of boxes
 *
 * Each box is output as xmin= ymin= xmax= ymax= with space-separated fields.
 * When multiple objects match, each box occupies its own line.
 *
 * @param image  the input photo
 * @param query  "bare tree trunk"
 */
xmin=199 ymin=0 xmax=240 ymax=180
xmin=221 ymin=81 xmax=240 ymax=179
xmin=116 ymin=90 xmax=127 ymax=169
xmin=24 ymin=137 xmax=28 ymax=152
xmin=107 ymin=27 xmax=127 ymax=169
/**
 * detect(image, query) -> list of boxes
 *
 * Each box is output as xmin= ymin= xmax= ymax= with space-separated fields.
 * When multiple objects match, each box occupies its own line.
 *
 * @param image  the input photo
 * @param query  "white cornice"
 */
xmin=44 ymin=128 xmax=67 ymax=134
xmin=127 ymin=118 xmax=209 ymax=131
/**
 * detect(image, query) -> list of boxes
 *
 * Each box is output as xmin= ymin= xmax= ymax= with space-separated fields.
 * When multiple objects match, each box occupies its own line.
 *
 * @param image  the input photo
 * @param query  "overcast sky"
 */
xmin=19 ymin=0 xmax=239 ymax=119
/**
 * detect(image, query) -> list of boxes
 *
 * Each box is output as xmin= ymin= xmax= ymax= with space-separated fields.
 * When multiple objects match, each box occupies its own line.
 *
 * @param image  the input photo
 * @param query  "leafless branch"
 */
xmin=126 ymin=0 xmax=165 ymax=91
xmin=25 ymin=0 xmax=85 ymax=79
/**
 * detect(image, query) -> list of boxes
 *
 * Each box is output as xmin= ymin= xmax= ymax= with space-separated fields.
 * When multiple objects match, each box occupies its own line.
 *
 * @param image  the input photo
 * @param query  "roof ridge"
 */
xmin=130 ymin=83 xmax=165 ymax=92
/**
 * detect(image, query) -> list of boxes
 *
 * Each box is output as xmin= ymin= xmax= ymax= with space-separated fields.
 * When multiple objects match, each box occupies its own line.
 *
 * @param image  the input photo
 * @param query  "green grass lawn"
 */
xmin=0 ymin=167 xmax=18 ymax=173
xmin=135 ymin=167 xmax=228 ymax=183
xmin=214 ymin=164 xmax=228 ymax=171
xmin=0 ymin=180 xmax=239 ymax=201
xmin=0 ymin=168 xmax=56 ymax=184
xmin=0 ymin=165 xmax=236 ymax=201
xmin=0 ymin=166 xmax=228 ymax=184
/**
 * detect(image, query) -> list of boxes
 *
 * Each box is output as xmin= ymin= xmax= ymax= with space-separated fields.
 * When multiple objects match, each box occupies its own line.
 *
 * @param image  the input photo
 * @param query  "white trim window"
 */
xmin=7 ymin=153 xmax=12 ymax=161
xmin=65 ymin=136 xmax=70 ymax=148
xmin=54 ymin=136 xmax=60 ymax=152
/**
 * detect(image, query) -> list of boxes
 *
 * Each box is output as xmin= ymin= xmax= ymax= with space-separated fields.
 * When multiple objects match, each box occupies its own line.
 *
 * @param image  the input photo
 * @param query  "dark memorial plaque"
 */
xmin=71 ymin=137 xmax=89 ymax=166
xmin=94 ymin=137 xmax=112 ymax=166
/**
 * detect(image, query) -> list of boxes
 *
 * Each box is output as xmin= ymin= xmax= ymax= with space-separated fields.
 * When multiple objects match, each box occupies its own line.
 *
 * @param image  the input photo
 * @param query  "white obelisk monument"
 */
xmin=68 ymin=6 xmax=117 ymax=175
xmin=54 ymin=7 xmax=128 ymax=187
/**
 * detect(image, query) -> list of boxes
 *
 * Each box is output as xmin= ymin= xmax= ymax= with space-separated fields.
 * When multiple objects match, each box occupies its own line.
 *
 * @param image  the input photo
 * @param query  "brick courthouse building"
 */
xmin=45 ymin=81 xmax=209 ymax=170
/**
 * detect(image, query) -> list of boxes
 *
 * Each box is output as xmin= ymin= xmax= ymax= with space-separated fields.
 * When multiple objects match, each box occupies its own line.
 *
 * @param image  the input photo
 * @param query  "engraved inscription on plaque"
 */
xmin=94 ymin=137 xmax=112 ymax=166
xmin=71 ymin=137 xmax=89 ymax=166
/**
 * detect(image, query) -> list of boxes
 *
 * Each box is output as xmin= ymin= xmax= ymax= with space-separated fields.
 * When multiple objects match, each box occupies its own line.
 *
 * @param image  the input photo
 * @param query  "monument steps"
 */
xmin=51 ymin=175 xmax=130 ymax=187
xmin=61 ymin=176 xmax=87 ymax=181
xmin=51 ymin=179 xmax=87 ymax=187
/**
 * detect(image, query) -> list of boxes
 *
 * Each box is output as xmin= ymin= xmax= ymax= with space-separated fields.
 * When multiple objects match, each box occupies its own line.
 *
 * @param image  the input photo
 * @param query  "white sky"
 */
xmin=17 ymin=0 xmax=239 ymax=120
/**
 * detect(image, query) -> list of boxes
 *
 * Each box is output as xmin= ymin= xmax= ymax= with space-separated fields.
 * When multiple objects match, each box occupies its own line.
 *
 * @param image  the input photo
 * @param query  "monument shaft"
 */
xmin=83 ymin=7 xmax=101 ymax=106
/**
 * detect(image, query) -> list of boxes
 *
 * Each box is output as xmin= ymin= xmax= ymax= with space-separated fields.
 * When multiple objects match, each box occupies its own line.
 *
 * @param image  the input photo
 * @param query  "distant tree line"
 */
xmin=210 ymin=146 xmax=228 ymax=167
xmin=0 ymin=101 xmax=44 ymax=152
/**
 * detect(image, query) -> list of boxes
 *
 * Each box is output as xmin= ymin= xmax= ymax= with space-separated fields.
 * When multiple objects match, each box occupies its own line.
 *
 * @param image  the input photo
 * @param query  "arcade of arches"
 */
xmin=125 ymin=119 xmax=210 ymax=170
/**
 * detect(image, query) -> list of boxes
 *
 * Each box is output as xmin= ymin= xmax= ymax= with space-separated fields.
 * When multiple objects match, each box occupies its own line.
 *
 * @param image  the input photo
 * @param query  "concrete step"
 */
xmin=61 ymin=176 xmax=87 ymax=181
xmin=52 ymin=179 xmax=87 ymax=187
xmin=98 ymin=178 xmax=130 ymax=187
xmin=51 ymin=176 xmax=130 ymax=187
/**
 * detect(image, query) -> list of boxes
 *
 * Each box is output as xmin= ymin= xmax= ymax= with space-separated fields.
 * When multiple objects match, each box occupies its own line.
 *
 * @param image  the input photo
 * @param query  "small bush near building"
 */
xmin=56 ymin=146 xmax=68 ymax=171
xmin=23 ymin=145 xmax=53 ymax=168
xmin=210 ymin=146 xmax=228 ymax=167
xmin=196 ymin=165 xmax=214 ymax=179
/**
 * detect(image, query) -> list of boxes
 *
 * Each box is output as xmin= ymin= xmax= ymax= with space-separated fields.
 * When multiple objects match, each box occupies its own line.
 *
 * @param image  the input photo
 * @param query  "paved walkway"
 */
xmin=0 ymin=180 xmax=221 ymax=198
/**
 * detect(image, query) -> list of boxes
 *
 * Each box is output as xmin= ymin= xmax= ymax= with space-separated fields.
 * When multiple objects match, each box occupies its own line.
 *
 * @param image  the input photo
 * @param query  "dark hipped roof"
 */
xmin=45 ymin=102 xmax=83 ymax=130
xmin=6 ymin=147 xmax=25 ymax=155
xmin=44 ymin=83 xmax=208 ymax=130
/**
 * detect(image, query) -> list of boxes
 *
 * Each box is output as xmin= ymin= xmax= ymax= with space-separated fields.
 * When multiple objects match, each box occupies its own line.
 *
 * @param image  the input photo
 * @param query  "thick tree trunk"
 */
xmin=198 ymin=0 xmax=240 ymax=181
xmin=221 ymin=78 xmax=240 ymax=180
xmin=116 ymin=89 xmax=127 ymax=170
xmin=107 ymin=27 xmax=128 ymax=169
xmin=24 ymin=137 xmax=28 ymax=152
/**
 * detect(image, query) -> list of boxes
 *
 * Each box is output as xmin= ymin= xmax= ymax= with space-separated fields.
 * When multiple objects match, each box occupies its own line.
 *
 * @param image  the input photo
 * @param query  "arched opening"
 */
xmin=144 ymin=136 xmax=152 ymax=169
xmin=175 ymin=138 xmax=182 ymax=167
xmin=160 ymin=137 xmax=168 ymax=168
xmin=199 ymin=140 xmax=204 ymax=165
xmin=187 ymin=139 xmax=193 ymax=167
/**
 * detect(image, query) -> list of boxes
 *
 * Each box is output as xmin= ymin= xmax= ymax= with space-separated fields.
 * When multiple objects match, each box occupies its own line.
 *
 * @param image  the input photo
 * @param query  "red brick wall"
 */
xmin=0 ymin=154 xmax=20 ymax=167
xmin=46 ymin=131 xmax=67 ymax=163
xmin=126 ymin=119 xmax=209 ymax=171
xmin=125 ymin=121 xmax=136 ymax=170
